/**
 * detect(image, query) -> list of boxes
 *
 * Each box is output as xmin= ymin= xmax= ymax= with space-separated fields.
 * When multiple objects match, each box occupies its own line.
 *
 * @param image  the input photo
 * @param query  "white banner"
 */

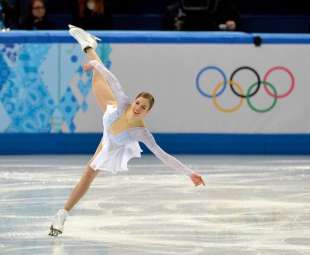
xmin=104 ymin=44 xmax=310 ymax=133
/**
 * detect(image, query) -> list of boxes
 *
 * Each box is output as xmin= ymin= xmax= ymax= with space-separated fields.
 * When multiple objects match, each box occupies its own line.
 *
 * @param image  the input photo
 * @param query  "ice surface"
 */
xmin=0 ymin=155 xmax=309 ymax=255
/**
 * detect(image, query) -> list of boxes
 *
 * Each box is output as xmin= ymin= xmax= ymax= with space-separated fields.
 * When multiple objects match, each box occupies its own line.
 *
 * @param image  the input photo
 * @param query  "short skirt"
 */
xmin=89 ymin=105 xmax=143 ymax=173
xmin=89 ymin=141 xmax=142 ymax=173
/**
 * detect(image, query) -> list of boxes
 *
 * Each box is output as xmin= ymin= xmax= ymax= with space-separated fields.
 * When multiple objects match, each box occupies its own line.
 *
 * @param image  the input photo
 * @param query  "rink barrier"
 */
xmin=1 ymin=133 xmax=310 ymax=155
xmin=1 ymin=31 xmax=310 ymax=154
xmin=1 ymin=30 xmax=310 ymax=44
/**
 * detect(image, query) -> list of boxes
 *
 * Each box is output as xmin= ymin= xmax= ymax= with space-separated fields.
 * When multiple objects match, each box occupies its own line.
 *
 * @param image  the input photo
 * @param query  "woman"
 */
xmin=49 ymin=25 xmax=205 ymax=237
xmin=73 ymin=0 xmax=112 ymax=30
xmin=19 ymin=0 xmax=55 ymax=30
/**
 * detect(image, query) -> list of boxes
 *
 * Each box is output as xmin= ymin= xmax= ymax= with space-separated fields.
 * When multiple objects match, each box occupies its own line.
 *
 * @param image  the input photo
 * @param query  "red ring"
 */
xmin=263 ymin=66 xmax=295 ymax=99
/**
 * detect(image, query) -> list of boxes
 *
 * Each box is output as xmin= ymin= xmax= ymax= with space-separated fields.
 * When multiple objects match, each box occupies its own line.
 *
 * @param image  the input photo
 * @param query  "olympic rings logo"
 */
xmin=195 ymin=66 xmax=295 ymax=113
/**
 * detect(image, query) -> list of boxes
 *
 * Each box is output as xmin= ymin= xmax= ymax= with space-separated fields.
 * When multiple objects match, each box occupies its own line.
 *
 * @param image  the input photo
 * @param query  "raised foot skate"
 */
xmin=49 ymin=225 xmax=62 ymax=237
xmin=68 ymin=24 xmax=101 ymax=51
xmin=68 ymin=24 xmax=101 ymax=41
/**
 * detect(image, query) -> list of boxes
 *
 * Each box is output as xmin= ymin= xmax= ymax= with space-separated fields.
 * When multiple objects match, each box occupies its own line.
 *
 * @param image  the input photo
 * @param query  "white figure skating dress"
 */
xmin=88 ymin=60 xmax=193 ymax=175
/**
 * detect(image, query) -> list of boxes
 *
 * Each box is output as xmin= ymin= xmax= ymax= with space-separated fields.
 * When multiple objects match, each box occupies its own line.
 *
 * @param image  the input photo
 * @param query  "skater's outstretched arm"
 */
xmin=136 ymin=129 xmax=205 ymax=186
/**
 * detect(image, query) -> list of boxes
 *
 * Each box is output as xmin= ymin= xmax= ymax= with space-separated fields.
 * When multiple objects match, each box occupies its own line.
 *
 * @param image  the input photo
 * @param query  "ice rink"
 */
xmin=0 ymin=155 xmax=309 ymax=255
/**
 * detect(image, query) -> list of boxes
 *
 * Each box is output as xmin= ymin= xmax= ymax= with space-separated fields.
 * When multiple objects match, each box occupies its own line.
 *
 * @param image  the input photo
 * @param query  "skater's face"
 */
xmin=131 ymin=97 xmax=150 ymax=119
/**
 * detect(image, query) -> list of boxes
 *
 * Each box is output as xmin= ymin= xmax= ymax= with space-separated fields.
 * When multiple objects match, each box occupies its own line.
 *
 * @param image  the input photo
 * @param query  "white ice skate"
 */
xmin=49 ymin=209 xmax=68 ymax=237
xmin=68 ymin=24 xmax=101 ymax=51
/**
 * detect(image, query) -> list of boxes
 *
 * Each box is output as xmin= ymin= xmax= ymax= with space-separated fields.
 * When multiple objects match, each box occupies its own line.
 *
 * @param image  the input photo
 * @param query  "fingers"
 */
xmin=199 ymin=176 xmax=206 ymax=186
xmin=196 ymin=177 xmax=203 ymax=186
xmin=191 ymin=174 xmax=206 ymax=186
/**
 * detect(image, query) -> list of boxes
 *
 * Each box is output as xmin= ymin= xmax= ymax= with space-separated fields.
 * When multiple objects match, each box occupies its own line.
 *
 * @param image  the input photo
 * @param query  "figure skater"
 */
xmin=49 ymin=24 xmax=205 ymax=237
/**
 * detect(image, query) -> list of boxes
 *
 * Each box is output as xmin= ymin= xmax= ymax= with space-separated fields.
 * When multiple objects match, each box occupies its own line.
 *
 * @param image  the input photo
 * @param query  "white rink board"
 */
xmin=95 ymin=43 xmax=310 ymax=133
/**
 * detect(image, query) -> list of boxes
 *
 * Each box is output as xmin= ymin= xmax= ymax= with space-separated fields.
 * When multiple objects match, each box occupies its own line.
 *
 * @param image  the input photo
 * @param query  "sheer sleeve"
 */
xmin=135 ymin=128 xmax=194 ymax=176
xmin=89 ymin=60 xmax=130 ymax=110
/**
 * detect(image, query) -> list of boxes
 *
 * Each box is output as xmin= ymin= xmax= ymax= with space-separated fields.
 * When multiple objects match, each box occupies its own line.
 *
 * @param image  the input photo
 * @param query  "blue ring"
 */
xmin=196 ymin=66 xmax=227 ymax=98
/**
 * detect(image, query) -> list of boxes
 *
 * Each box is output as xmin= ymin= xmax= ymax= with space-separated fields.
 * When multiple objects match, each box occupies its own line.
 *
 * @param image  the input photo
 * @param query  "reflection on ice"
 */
xmin=0 ymin=155 xmax=309 ymax=255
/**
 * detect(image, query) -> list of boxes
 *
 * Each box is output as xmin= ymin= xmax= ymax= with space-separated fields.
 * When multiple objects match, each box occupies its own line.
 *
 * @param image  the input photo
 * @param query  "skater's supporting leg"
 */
xmin=63 ymin=142 xmax=103 ymax=211
xmin=50 ymin=153 xmax=99 ymax=237
xmin=64 ymin=165 xmax=99 ymax=212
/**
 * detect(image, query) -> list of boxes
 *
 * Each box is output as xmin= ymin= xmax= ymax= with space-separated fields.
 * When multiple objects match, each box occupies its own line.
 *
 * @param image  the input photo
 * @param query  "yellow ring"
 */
xmin=212 ymin=80 xmax=244 ymax=113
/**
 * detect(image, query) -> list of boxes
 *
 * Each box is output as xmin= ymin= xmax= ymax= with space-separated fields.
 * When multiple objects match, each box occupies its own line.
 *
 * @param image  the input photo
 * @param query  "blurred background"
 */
xmin=1 ymin=0 xmax=310 ymax=33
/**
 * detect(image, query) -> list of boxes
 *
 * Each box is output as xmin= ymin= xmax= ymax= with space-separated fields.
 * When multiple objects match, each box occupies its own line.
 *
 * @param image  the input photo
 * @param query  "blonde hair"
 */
xmin=135 ymin=92 xmax=155 ymax=110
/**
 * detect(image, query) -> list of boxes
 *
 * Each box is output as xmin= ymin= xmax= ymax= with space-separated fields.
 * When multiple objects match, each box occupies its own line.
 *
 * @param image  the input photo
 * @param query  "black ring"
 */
xmin=229 ymin=66 xmax=261 ymax=98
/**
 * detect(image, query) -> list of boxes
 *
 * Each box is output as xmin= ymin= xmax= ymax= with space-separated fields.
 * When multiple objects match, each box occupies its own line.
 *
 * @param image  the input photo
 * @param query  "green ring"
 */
xmin=246 ymin=81 xmax=278 ymax=113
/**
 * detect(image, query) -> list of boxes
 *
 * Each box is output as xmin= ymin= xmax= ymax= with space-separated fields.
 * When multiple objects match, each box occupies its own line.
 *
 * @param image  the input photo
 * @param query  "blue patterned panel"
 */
xmin=0 ymin=53 xmax=10 ymax=92
xmin=0 ymin=41 xmax=112 ymax=134
xmin=78 ymin=77 xmax=92 ymax=111
xmin=0 ymin=44 xmax=56 ymax=133
xmin=0 ymin=44 xmax=19 ymax=64
xmin=0 ymin=103 xmax=10 ymax=132
xmin=59 ymin=86 xmax=80 ymax=133
xmin=98 ymin=43 xmax=112 ymax=69
xmin=24 ymin=44 xmax=50 ymax=67
xmin=0 ymin=78 xmax=55 ymax=132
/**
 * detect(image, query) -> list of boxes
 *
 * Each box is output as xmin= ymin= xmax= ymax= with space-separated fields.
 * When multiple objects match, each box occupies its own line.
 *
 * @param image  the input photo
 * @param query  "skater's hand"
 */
xmin=83 ymin=63 xmax=94 ymax=72
xmin=190 ymin=172 xmax=206 ymax=186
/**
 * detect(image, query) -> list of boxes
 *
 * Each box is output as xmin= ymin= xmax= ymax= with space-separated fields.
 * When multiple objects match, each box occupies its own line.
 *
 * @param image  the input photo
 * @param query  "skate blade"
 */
xmin=49 ymin=225 xmax=62 ymax=237
xmin=91 ymin=35 xmax=101 ymax=41
xmin=68 ymin=24 xmax=101 ymax=41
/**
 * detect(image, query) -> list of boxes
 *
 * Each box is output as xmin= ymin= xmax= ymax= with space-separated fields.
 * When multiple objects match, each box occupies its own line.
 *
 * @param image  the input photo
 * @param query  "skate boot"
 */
xmin=68 ymin=24 xmax=101 ymax=52
xmin=49 ymin=209 xmax=68 ymax=237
